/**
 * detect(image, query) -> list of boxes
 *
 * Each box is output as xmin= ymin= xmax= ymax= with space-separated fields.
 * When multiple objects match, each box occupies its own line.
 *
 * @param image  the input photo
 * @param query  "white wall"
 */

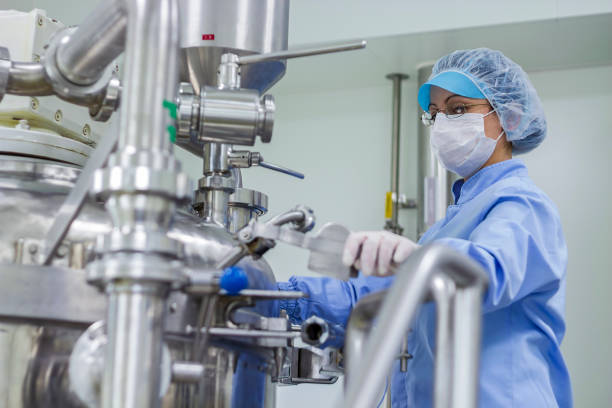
xmin=524 ymin=65 xmax=612 ymax=407
xmin=288 ymin=0 xmax=612 ymax=46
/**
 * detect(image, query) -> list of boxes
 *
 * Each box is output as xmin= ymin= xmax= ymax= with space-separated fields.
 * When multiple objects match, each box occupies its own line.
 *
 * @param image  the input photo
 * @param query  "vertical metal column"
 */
xmin=417 ymin=64 xmax=454 ymax=239
xmin=103 ymin=281 xmax=168 ymax=407
xmin=451 ymin=285 xmax=484 ymax=407
xmin=430 ymin=275 xmax=456 ymax=408
xmin=87 ymin=0 xmax=190 ymax=407
xmin=384 ymin=73 xmax=409 ymax=235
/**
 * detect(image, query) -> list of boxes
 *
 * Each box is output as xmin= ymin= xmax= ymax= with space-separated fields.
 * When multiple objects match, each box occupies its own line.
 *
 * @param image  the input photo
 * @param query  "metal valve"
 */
xmin=176 ymin=84 xmax=275 ymax=147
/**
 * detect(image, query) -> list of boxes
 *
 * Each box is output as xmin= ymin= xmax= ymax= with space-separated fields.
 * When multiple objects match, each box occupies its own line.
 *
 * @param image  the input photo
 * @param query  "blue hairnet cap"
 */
xmin=418 ymin=71 xmax=485 ymax=111
xmin=420 ymin=48 xmax=547 ymax=154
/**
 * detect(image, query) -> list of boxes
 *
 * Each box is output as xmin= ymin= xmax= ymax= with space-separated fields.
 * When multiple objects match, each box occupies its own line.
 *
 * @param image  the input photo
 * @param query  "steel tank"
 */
xmin=0 ymin=154 xmax=277 ymax=408
xmin=178 ymin=0 xmax=289 ymax=94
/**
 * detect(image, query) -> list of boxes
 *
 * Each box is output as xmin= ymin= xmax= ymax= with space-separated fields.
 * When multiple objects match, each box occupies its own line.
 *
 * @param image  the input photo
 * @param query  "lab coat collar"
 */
xmin=451 ymin=158 xmax=527 ymax=205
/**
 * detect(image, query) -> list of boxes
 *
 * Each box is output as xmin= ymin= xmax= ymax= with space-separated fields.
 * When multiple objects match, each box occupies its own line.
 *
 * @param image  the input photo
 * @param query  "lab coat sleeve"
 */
xmin=278 ymin=274 xmax=393 ymax=326
xmin=435 ymin=194 xmax=567 ymax=314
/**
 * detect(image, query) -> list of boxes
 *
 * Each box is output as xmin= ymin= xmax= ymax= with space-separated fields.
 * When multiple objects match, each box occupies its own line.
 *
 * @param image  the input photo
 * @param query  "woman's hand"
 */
xmin=341 ymin=231 xmax=420 ymax=276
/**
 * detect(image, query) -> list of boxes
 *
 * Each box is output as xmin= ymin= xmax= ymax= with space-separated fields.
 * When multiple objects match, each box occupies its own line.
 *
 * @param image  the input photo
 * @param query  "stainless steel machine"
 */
xmin=0 ymin=1 xmax=489 ymax=407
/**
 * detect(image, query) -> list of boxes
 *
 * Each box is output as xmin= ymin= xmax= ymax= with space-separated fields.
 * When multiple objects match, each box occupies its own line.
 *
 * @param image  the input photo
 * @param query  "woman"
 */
xmin=278 ymin=48 xmax=571 ymax=407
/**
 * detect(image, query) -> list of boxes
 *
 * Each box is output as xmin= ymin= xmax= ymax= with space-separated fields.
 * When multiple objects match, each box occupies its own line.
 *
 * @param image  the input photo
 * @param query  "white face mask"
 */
xmin=430 ymin=110 xmax=504 ymax=178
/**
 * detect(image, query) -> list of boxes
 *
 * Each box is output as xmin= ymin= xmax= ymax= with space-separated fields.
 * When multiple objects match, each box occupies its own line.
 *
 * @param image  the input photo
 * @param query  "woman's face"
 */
xmin=429 ymin=85 xmax=512 ymax=172
xmin=429 ymin=85 xmax=504 ymax=141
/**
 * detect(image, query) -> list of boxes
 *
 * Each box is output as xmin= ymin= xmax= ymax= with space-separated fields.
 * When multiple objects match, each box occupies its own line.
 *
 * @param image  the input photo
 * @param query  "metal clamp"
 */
xmin=92 ymin=165 xmax=193 ymax=203
xmin=88 ymin=75 xmax=121 ymax=122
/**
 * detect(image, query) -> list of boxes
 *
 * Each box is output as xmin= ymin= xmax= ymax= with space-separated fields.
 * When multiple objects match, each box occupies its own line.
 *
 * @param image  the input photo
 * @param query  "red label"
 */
xmin=202 ymin=34 xmax=215 ymax=40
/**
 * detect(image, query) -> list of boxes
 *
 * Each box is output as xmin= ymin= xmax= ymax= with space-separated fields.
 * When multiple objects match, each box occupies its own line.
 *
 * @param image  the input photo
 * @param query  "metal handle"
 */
xmin=228 ymin=150 xmax=305 ymax=179
xmin=258 ymin=161 xmax=305 ymax=179
xmin=237 ymin=40 xmax=366 ymax=65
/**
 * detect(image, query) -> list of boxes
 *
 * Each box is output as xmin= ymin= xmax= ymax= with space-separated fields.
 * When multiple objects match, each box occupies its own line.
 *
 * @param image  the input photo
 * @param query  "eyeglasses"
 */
xmin=421 ymin=102 xmax=492 ymax=127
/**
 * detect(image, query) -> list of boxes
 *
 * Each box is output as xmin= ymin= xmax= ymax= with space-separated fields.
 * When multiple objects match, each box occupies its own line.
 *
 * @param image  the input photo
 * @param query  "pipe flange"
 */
xmin=107 ymin=150 xmax=183 ymax=171
xmin=89 ymin=75 xmax=121 ymax=122
xmin=87 ymin=254 xmax=188 ymax=288
xmin=229 ymin=188 xmax=269 ymax=216
xmin=0 ymin=46 xmax=10 ymax=103
xmin=43 ymin=27 xmax=112 ymax=105
xmin=92 ymin=166 xmax=193 ymax=203
xmin=197 ymin=174 xmax=236 ymax=192
xmin=69 ymin=320 xmax=172 ymax=407
xmin=258 ymin=94 xmax=275 ymax=143
xmin=97 ymin=230 xmax=183 ymax=257
xmin=293 ymin=205 xmax=316 ymax=232
xmin=177 ymin=82 xmax=199 ymax=138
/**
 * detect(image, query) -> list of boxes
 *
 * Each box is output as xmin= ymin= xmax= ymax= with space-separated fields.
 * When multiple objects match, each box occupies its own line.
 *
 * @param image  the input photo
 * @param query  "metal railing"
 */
xmin=343 ymin=244 xmax=488 ymax=408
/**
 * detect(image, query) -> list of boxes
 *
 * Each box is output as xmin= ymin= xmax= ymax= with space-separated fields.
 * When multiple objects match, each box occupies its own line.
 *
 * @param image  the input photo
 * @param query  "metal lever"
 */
xmin=237 ymin=40 xmax=367 ymax=65
xmin=259 ymin=161 xmax=304 ymax=179
xmin=228 ymin=150 xmax=305 ymax=179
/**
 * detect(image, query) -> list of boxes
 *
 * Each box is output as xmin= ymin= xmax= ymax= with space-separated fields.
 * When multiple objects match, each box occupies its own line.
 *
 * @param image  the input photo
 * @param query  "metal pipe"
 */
xmin=430 ymin=275 xmax=456 ymax=408
xmin=417 ymin=64 xmax=454 ymax=239
xmin=342 ymin=244 xmax=488 ymax=408
xmin=103 ymin=282 xmax=168 ymax=408
xmin=199 ymin=327 xmax=301 ymax=339
xmin=119 ymin=0 xmax=178 ymax=152
xmin=344 ymin=291 xmax=386 ymax=386
xmin=56 ymin=0 xmax=127 ymax=86
xmin=98 ymin=1 xmax=181 ymax=407
xmin=269 ymin=210 xmax=305 ymax=227
xmin=201 ymin=190 xmax=230 ymax=227
xmin=384 ymin=73 xmax=408 ymax=235
xmin=451 ymin=285 xmax=483 ymax=407
xmin=6 ymin=62 xmax=53 ymax=95
xmin=171 ymin=361 xmax=204 ymax=383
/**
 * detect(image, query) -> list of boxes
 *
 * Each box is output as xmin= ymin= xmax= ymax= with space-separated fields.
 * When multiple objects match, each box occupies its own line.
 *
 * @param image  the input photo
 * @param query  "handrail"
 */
xmin=343 ymin=244 xmax=488 ymax=408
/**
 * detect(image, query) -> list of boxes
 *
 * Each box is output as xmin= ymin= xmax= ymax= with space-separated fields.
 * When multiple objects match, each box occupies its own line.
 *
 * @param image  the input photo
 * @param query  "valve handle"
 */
xmin=258 ymin=161 xmax=305 ymax=179
xmin=237 ymin=40 xmax=366 ymax=65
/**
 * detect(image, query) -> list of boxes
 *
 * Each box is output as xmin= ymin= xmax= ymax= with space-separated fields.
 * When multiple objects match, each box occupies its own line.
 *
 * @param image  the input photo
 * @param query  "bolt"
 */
xmin=30 ymin=98 xmax=39 ymax=111
xmin=82 ymin=124 xmax=91 ymax=137
xmin=16 ymin=119 xmax=30 ymax=130
xmin=54 ymin=110 xmax=63 ymax=122
xmin=37 ymin=16 xmax=44 ymax=26
xmin=57 ymin=244 xmax=68 ymax=258
xmin=27 ymin=243 xmax=38 ymax=255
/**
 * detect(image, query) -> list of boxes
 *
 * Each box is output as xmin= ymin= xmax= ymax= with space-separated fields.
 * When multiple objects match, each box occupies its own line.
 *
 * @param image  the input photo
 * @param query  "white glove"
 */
xmin=341 ymin=231 xmax=419 ymax=276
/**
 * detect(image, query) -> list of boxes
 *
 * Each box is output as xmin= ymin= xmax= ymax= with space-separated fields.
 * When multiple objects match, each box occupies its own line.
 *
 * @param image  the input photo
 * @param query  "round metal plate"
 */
xmin=0 ymin=127 xmax=92 ymax=166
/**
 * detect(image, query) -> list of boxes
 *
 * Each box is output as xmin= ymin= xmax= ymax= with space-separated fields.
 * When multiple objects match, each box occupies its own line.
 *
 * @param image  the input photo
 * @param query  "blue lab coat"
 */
xmin=278 ymin=159 xmax=571 ymax=407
